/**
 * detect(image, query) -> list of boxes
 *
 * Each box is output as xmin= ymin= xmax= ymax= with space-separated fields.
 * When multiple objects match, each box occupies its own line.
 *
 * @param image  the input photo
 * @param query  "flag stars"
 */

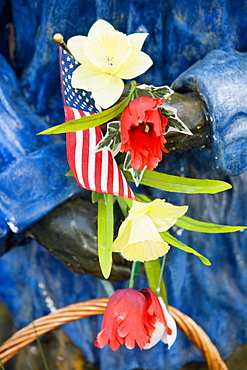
xmin=61 ymin=53 xmax=98 ymax=113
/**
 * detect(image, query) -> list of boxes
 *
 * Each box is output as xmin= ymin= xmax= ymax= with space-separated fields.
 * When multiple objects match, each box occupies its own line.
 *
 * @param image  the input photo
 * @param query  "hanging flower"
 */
xmin=67 ymin=19 xmax=153 ymax=109
xmin=94 ymin=288 xmax=174 ymax=351
xmin=144 ymin=295 xmax=177 ymax=350
xmin=120 ymin=96 xmax=169 ymax=171
xmin=112 ymin=199 xmax=188 ymax=262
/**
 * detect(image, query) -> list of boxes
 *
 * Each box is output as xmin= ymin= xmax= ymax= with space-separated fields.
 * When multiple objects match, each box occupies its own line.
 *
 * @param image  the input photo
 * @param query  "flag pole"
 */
xmin=53 ymin=33 xmax=72 ymax=55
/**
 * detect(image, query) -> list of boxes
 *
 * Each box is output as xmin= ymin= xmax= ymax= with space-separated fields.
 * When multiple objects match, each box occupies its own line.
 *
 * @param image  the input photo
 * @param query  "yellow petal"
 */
xmin=127 ymin=199 xmax=165 ymax=221
xmin=71 ymin=64 xmax=111 ymax=91
xmin=127 ymin=33 xmax=149 ymax=51
xmin=121 ymin=240 xmax=169 ymax=262
xmin=149 ymin=203 xmax=189 ymax=232
xmin=88 ymin=19 xmax=115 ymax=37
xmin=114 ymin=215 xmax=170 ymax=262
xmin=92 ymin=75 xmax=124 ymax=109
xmin=116 ymin=50 xmax=153 ymax=79
xmin=126 ymin=199 xmax=188 ymax=231
xmin=112 ymin=219 xmax=131 ymax=252
xmin=67 ymin=36 xmax=88 ymax=64
xmin=84 ymin=30 xmax=132 ymax=69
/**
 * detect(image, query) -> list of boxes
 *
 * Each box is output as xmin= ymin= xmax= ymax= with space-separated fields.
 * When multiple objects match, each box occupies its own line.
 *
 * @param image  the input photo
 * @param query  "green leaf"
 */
xmin=137 ymin=84 xmax=174 ymax=99
xmin=176 ymin=215 xmax=247 ymax=233
xmin=97 ymin=194 xmax=114 ymax=278
xmin=122 ymin=167 xmax=232 ymax=194
xmin=144 ymin=260 xmax=168 ymax=304
xmin=95 ymin=121 xmax=121 ymax=155
xmin=91 ymin=191 xmax=102 ymax=204
xmin=135 ymin=193 xmax=152 ymax=203
xmin=161 ymin=231 xmax=211 ymax=266
xmin=123 ymin=152 xmax=146 ymax=187
xmin=65 ymin=170 xmax=73 ymax=176
xmin=116 ymin=197 xmax=131 ymax=218
xmin=38 ymin=81 xmax=136 ymax=135
xmin=160 ymin=105 xmax=192 ymax=136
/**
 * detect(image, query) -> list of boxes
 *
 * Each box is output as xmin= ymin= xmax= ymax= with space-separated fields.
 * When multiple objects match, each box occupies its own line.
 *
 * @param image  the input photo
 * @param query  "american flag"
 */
xmin=60 ymin=47 xmax=136 ymax=200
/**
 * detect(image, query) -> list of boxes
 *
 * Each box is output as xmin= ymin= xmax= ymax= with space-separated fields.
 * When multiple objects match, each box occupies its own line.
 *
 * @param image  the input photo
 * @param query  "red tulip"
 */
xmin=94 ymin=288 xmax=172 ymax=351
xmin=120 ymin=96 xmax=169 ymax=171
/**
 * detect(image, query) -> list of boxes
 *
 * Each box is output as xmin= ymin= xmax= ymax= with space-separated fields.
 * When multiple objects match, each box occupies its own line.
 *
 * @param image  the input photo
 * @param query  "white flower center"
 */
xmin=84 ymin=30 xmax=132 ymax=75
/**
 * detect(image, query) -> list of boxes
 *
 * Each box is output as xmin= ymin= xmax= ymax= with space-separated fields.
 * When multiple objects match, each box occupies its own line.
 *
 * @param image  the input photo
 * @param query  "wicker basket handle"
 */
xmin=0 ymin=298 xmax=227 ymax=369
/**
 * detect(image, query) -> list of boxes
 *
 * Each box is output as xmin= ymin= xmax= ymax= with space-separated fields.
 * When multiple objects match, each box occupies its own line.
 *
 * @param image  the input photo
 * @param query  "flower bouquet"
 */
xmin=9 ymin=19 xmax=245 ymax=361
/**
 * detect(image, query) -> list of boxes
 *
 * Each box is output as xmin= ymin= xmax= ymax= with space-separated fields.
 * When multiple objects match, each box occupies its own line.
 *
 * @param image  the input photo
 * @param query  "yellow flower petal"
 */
xmin=121 ymin=239 xmax=169 ymax=262
xmin=127 ymin=33 xmax=149 ymax=51
xmin=67 ymin=36 xmax=88 ymax=64
xmin=127 ymin=199 xmax=165 ymax=220
xmin=116 ymin=50 xmax=153 ymax=79
xmin=112 ymin=219 xmax=131 ymax=252
xmin=92 ymin=75 xmax=124 ymax=109
xmin=149 ymin=203 xmax=189 ymax=232
xmin=71 ymin=64 xmax=111 ymax=91
xmin=126 ymin=199 xmax=188 ymax=231
xmin=113 ymin=215 xmax=170 ymax=262
xmin=84 ymin=30 xmax=132 ymax=70
xmin=88 ymin=19 xmax=115 ymax=37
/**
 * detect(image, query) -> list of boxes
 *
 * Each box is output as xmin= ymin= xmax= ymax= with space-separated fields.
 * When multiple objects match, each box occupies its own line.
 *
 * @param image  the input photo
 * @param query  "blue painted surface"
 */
xmin=0 ymin=1 xmax=247 ymax=369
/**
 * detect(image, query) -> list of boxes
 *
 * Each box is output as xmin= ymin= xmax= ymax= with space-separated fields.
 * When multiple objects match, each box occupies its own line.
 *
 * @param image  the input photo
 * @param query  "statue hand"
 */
xmin=165 ymin=92 xmax=210 ymax=153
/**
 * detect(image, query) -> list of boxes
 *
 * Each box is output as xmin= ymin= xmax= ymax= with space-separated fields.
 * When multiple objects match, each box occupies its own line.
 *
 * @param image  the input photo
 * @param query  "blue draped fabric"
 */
xmin=0 ymin=0 xmax=247 ymax=369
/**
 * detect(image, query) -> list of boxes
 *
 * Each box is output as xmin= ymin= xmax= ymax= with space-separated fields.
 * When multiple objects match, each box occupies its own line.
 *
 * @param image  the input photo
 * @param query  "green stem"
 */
xmin=0 ymin=359 xmax=6 ymax=370
xmin=128 ymin=261 xmax=137 ymax=288
xmin=148 ymin=90 xmax=155 ymax=98
xmin=128 ymin=261 xmax=142 ymax=288
xmin=31 ymin=322 xmax=50 ymax=370
xmin=156 ymin=255 xmax=168 ymax=305
xmin=101 ymin=279 xmax=115 ymax=297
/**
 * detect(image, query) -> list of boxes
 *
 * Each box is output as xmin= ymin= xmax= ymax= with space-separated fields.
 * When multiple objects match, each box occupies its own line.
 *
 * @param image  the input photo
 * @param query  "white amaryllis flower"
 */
xmin=144 ymin=297 xmax=177 ymax=350
xmin=67 ymin=19 xmax=153 ymax=109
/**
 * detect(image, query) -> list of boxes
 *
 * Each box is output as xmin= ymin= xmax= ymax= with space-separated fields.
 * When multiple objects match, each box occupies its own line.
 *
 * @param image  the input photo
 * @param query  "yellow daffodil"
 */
xmin=67 ymin=19 xmax=153 ymax=109
xmin=113 ymin=199 xmax=188 ymax=262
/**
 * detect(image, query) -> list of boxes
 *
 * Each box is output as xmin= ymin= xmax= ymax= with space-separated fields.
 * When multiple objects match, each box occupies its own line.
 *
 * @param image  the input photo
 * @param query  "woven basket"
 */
xmin=0 ymin=298 xmax=227 ymax=369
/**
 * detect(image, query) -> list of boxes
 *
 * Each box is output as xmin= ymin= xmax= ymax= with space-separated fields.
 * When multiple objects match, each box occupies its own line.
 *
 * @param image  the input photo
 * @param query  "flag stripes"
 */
xmin=60 ymin=45 xmax=136 ymax=200
xmin=65 ymin=107 xmax=136 ymax=199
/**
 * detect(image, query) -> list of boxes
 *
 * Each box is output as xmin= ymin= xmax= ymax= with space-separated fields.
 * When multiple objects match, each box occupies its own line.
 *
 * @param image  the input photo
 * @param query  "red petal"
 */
xmin=140 ymin=288 xmax=172 ymax=335
xmin=120 ymin=97 xmax=168 ymax=171
xmin=94 ymin=289 xmax=153 ymax=351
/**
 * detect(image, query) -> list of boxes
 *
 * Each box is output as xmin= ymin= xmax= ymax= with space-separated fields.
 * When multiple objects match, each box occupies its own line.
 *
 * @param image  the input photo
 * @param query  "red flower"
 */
xmin=120 ymin=96 xmax=169 ymax=171
xmin=94 ymin=288 xmax=172 ymax=351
